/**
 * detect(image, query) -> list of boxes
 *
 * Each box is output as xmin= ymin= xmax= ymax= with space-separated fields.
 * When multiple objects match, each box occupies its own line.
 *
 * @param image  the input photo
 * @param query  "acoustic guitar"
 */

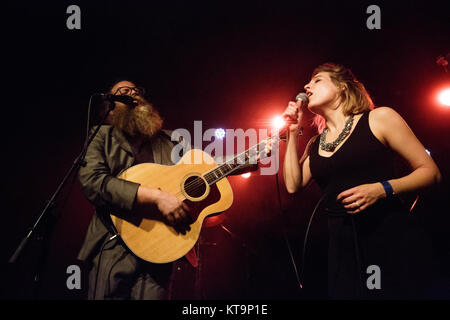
xmin=110 ymin=138 xmax=274 ymax=263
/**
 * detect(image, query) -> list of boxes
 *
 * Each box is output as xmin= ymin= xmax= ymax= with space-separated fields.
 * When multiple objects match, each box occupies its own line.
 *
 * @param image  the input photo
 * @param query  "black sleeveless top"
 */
xmin=307 ymin=111 xmax=434 ymax=299
xmin=309 ymin=111 xmax=396 ymax=213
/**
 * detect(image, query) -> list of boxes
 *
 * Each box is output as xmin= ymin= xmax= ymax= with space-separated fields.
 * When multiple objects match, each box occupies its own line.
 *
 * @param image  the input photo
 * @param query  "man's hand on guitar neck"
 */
xmin=136 ymin=186 xmax=191 ymax=227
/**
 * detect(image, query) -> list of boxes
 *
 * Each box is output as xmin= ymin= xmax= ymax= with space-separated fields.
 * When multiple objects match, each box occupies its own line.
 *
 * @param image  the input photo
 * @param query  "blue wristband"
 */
xmin=381 ymin=181 xmax=394 ymax=197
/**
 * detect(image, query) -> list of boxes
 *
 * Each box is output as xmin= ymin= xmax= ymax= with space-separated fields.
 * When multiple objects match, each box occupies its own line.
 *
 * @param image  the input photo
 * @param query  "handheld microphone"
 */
xmin=96 ymin=93 xmax=137 ymax=107
xmin=283 ymin=92 xmax=309 ymax=123
xmin=295 ymin=92 xmax=309 ymax=106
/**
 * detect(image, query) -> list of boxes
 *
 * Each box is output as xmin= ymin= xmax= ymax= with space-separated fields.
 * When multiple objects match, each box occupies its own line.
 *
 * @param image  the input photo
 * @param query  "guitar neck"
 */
xmin=203 ymin=135 xmax=279 ymax=185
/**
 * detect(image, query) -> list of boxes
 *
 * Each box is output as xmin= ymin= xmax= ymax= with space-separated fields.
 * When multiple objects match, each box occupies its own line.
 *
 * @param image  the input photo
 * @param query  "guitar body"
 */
xmin=110 ymin=149 xmax=233 ymax=263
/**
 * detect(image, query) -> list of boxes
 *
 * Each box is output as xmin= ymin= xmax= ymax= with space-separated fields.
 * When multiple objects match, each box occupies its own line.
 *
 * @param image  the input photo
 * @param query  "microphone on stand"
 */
xmin=95 ymin=93 xmax=137 ymax=107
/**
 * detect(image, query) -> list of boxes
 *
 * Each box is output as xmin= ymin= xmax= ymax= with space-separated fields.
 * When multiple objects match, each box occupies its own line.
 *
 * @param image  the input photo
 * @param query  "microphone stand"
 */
xmin=8 ymin=100 xmax=116 ymax=298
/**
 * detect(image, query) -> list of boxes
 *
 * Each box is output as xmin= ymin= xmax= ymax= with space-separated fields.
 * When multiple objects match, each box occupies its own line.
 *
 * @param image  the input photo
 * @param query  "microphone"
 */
xmin=96 ymin=93 xmax=137 ymax=107
xmin=295 ymin=92 xmax=309 ymax=106
xmin=283 ymin=92 xmax=309 ymax=123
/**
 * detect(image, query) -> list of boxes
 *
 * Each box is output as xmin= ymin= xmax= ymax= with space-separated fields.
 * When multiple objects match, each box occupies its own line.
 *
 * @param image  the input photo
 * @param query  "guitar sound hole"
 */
xmin=184 ymin=176 xmax=207 ymax=199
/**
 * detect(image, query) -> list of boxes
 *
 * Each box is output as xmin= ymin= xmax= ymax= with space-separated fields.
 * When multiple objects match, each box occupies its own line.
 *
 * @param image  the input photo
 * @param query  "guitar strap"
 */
xmin=97 ymin=208 xmax=120 ymax=237
xmin=184 ymin=246 xmax=199 ymax=268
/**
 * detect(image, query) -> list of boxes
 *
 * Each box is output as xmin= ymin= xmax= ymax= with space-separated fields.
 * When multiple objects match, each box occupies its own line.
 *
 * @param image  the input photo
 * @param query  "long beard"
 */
xmin=111 ymin=97 xmax=163 ymax=138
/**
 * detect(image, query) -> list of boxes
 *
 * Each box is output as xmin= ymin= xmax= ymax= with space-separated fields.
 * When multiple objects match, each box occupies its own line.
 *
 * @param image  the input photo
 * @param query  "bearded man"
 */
xmin=78 ymin=80 xmax=192 ymax=300
xmin=78 ymin=80 xmax=256 ymax=300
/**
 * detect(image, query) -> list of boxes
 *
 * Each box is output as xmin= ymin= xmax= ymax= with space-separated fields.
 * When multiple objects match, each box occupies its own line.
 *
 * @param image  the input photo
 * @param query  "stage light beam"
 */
xmin=241 ymin=172 xmax=251 ymax=179
xmin=437 ymin=88 xmax=450 ymax=107
xmin=272 ymin=116 xmax=286 ymax=130
xmin=215 ymin=128 xmax=225 ymax=139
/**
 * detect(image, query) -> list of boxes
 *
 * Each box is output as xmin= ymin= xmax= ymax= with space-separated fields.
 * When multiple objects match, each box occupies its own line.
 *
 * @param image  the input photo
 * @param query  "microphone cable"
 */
xmin=86 ymin=95 xmax=93 ymax=142
xmin=274 ymin=168 xmax=302 ymax=289
xmin=274 ymin=168 xmax=329 ymax=290
xmin=273 ymin=134 xmax=329 ymax=290
xmin=298 ymin=191 xmax=329 ymax=289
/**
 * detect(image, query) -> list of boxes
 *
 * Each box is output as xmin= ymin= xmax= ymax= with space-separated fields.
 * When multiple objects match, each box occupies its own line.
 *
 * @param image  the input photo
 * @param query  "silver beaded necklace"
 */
xmin=319 ymin=114 xmax=355 ymax=152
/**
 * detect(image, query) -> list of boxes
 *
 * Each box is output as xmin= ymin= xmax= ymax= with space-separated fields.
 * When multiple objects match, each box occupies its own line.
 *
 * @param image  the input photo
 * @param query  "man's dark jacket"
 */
xmin=77 ymin=125 xmax=181 ymax=261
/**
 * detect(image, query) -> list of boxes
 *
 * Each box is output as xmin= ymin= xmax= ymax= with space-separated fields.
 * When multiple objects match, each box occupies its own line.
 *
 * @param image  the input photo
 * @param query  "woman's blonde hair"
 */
xmin=311 ymin=63 xmax=374 ymax=133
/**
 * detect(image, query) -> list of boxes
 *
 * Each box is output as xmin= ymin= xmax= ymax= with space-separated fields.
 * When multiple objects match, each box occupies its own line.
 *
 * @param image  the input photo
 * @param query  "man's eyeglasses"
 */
xmin=114 ymin=86 xmax=146 ymax=96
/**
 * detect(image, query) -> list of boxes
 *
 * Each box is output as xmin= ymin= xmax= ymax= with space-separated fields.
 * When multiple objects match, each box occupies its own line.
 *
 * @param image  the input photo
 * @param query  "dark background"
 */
xmin=1 ymin=0 xmax=449 ymax=299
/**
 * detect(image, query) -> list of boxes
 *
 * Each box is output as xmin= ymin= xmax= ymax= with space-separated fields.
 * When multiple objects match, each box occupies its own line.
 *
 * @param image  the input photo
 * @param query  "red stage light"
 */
xmin=437 ymin=88 xmax=450 ymax=107
xmin=272 ymin=115 xmax=285 ymax=130
xmin=241 ymin=172 xmax=251 ymax=178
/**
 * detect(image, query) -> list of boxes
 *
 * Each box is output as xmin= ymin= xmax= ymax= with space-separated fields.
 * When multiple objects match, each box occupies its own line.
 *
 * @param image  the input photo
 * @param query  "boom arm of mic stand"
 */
xmin=8 ymin=101 xmax=116 ymax=265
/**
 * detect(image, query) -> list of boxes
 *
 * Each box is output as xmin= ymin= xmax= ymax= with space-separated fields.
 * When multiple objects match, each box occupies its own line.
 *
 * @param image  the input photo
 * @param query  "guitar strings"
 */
xmin=176 ymin=137 xmax=277 ymax=197
xmin=172 ymin=136 xmax=278 ymax=199
xmin=172 ymin=162 xmax=246 ymax=198
xmin=178 ymin=141 xmax=264 ymax=194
